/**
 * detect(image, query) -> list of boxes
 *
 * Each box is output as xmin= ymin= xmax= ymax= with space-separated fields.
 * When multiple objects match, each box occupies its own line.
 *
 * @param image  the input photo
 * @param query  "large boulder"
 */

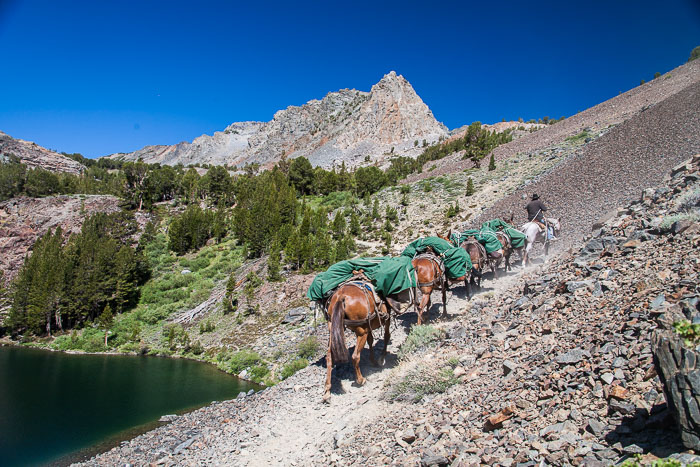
xmin=653 ymin=329 xmax=700 ymax=450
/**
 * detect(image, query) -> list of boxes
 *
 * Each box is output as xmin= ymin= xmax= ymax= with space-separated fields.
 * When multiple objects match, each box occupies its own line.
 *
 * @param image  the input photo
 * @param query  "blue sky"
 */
xmin=0 ymin=0 xmax=698 ymax=158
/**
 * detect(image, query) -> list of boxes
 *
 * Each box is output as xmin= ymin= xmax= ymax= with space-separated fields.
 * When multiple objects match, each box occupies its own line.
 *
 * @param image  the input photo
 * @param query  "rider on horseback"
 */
xmin=525 ymin=194 xmax=557 ymax=240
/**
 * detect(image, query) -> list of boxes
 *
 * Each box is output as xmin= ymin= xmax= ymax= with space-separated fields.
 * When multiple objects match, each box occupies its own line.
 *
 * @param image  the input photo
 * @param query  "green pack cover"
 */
xmin=366 ymin=256 xmax=418 ymax=297
xmin=400 ymin=237 xmax=472 ymax=279
xmin=306 ymin=257 xmax=417 ymax=302
xmin=452 ymin=228 xmax=503 ymax=253
xmin=481 ymin=219 xmax=527 ymax=249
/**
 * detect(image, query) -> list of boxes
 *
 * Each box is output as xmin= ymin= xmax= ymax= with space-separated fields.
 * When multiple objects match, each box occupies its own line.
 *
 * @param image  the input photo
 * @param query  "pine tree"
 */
xmin=488 ymin=153 xmax=496 ymax=171
xmin=267 ymin=238 xmax=282 ymax=281
xmin=114 ymin=245 xmax=137 ymax=312
xmin=299 ymin=209 xmax=311 ymax=238
xmin=181 ymin=168 xmax=200 ymax=204
xmin=98 ymin=304 xmax=114 ymax=347
xmin=372 ymin=199 xmax=380 ymax=219
xmin=224 ymin=273 xmax=238 ymax=314
xmin=244 ymin=271 xmax=262 ymax=312
xmin=122 ymin=161 xmax=150 ymax=211
xmin=382 ymin=231 xmax=392 ymax=255
xmin=331 ymin=212 xmax=346 ymax=239
xmin=212 ymin=204 xmax=228 ymax=242
xmin=349 ymin=211 xmax=361 ymax=236
xmin=285 ymin=230 xmax=301 ymax=269
xmin=466 ymin=178 xmax=475 ymax=196
xmin=383 ymin=218 xmax=394 ymax=232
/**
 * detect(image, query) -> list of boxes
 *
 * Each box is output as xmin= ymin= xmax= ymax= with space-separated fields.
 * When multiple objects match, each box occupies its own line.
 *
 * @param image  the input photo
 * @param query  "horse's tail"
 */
xmin=330 ymin=298 xmax=348 ymax=364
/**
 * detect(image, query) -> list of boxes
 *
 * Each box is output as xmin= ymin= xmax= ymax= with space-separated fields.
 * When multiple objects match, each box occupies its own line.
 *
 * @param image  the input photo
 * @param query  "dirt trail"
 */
xmin=229 ymin=262 xmax=543 ymax=466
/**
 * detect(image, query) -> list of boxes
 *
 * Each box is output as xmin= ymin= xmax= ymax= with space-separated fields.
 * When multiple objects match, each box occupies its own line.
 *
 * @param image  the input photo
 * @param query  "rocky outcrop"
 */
xmin=107 ymin=72 xmax=448 ymax=169
xmin=0 ymin=131 xmax=86 ymax=174
xmin=653 ymin=331 xmax=700 ymax=451
xmin=0 ymin=195 xmax=123 ymax=280
xmin=108 ymin=122 xmax=264 ymax=167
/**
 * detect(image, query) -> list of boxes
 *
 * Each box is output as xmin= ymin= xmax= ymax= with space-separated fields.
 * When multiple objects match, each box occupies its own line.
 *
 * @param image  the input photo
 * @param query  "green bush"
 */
xmin=249 ymin=365 xmax=270 ymax=383
xmin=110 ymin=316 xmax=141 ymax=347
xmin=398 ymin=325 xmax=445 ymax=360
xmin=565 ymin=130 xmax=591 ymax=143
xmin=389 ymin=360 xmax=458 ymax=402
xmin=228 ymin=350 xmax=262 ymax=374
xmin=51 ymin=335 xmax=74 ymax=351
xmin=189 ymin=257 xmax=210 ymax=272
xmin=118 ymin=342 xmax=140 ymax=353
xmin=280 ymin=358 xmax=308 ymax=380
xmin=140 ymin=307 xmax=171 ymax=325
xmin=297 ymin=336 xmax=320 ymax=359
xmin=660 ymin=212 xmax=700 ymax=230
xmin=51 ymin=327 xmax=107 ymax=352
xmin=199 ymin=320 xmax=215 ymax=333
xmin=190 ymin=340 xmax=204 ymax=355
xmin=677 ymin=189 xmax=700 ymax=211
xmin=673 ymin=320 xmax=700 ymax=346
xmin=689 ymin=45 xmax=700 ymax=62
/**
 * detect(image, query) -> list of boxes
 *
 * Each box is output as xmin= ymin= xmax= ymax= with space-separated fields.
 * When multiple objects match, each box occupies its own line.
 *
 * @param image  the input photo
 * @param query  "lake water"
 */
xmin=0 ymin=346 xmax=257 ymax=466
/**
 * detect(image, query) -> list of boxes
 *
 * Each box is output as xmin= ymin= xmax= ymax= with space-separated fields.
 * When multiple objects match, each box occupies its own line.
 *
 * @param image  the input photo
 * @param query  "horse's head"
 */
xmin=437 ymin=230 xmax=451 ymax=242
xmin=547 ymin=218 xmax=561 ymax=234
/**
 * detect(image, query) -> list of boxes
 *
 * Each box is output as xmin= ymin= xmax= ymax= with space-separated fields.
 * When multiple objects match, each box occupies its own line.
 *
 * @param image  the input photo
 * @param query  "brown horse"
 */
xmin=495 ymin=230 xmax=513 ymax=271
xmin=412 ymin=253 xmax=447 ymax=325
xmin=461 ymin=237 xmax=486 ymax=289
xmin=324 ymin=282 xmax=391 ymax=402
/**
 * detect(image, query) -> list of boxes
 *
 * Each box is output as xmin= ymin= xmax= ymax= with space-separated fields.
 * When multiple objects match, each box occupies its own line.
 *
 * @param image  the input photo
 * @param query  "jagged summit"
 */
xmin=106 ymin=72 xmax=448 ymax=168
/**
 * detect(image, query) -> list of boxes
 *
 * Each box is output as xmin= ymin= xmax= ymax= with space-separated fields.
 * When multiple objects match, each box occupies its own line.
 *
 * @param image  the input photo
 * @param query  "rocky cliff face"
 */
xmin=0 ymin=195 xmax=147 ymax=280
xmin=0 ymin=131 xmax=86 ymax=174
xmin=107 ymin=72 xmax=448 ymax=168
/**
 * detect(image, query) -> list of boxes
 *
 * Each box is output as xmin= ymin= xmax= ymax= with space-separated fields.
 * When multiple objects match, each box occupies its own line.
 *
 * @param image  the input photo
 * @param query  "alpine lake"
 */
xmin=0 ymin=345 xmax=258 ymax=466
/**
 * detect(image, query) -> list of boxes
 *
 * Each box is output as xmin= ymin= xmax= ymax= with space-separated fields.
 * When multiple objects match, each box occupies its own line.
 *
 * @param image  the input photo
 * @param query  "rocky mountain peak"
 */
xmin=371 ymin=71 xmax=414 ymax=96
xmin=107 ymin=73 xmax=448 ymax=168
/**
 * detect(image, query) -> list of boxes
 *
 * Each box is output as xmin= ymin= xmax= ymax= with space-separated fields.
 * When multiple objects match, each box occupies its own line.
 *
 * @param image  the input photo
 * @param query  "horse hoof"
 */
xmin=356 ymin=377 xmax=366 ymax=386
xmin=322 ymin=393 xmax=331 ymax=404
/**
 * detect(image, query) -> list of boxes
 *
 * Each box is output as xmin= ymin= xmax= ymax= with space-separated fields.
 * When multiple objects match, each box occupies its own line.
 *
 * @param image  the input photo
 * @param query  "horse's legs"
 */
xmin=442 ymin=280 xmax=448 ymax=317
xmin=352 ymin=329 xmax=369 ymax=386
xmin=413 ymin=287 xmax=419 ymax=319
xmin=323 ymin=322 xmax=333 ymax=403
xmin=465 ymin=277 xmax=471 ymax=299
xmin=524 ymin=243 xmax=532 ymax=266
xmin=367 ymin=331 xmax=377 ymax=366
xmin=382 ymin=316 xmax=391 ymax=357
xmin=417 ymin=287 xmax=431 ymax=325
